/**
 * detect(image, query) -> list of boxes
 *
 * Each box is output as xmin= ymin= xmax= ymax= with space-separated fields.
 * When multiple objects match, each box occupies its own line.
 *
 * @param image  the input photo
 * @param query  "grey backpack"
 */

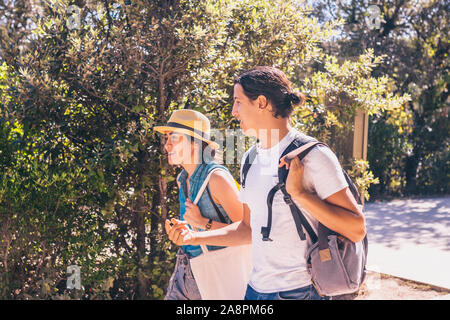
xmin=241 ymin=137 xmax=369 ymax=297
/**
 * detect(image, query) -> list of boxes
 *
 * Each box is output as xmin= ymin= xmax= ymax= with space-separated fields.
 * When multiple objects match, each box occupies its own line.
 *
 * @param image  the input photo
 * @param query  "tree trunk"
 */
xmin=149 ymin=185 xmax=160 ymax=250
xmin=404 ymin=152 xmax=419 ymax=195
xmin=158 ymin=136 xmax=168 ymax=222
xmin=135 ymin=144 xmax=150 ymax=299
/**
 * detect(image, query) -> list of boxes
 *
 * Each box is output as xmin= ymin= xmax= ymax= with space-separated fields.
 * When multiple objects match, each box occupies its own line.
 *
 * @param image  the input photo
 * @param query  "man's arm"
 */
xmin=166 ymin=203 xmax=252 ymax=247
xmin=284 ymin=156 xmax=366 ymax=243
xmin=292 ymin=186 xmax=366 ymax=242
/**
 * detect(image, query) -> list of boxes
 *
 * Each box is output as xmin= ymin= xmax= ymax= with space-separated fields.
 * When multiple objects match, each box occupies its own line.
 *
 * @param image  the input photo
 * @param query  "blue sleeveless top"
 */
xmin=177 ymin=162 xmax=233 ymax=258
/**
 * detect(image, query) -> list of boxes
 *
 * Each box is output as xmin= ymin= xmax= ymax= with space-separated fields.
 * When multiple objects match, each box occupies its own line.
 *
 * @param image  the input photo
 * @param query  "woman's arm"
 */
xmin=167 ymin=169 xmax=251 ymax=246
xmin=207 ymin=170 xmax=244 ymax=227
xmin=183 ymin=170 xmax=243 ymax=230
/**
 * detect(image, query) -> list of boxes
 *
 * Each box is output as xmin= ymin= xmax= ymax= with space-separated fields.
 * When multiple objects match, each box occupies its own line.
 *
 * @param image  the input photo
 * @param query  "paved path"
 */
xmin=364 ymin=196 xmax=450 ymax=290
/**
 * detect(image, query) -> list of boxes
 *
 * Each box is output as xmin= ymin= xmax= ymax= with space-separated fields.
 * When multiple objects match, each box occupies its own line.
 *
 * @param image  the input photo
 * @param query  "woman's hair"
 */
xmin=187 ymin=136 xmax=217 ymax=164
xmin=234 ymin=66 xmax=306 ymax=118
xmin=200 ymin=140 xmax=217 ymax=164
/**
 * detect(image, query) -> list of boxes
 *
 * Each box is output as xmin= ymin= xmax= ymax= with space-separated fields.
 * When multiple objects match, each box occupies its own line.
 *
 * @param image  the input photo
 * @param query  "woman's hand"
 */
xmin=165 ymin=218 xmax=196 ymax=246
xmin=279 ymin=155 xmax=307 ymax=199
xmin=184 ymin=199 xmax=208 ymax=229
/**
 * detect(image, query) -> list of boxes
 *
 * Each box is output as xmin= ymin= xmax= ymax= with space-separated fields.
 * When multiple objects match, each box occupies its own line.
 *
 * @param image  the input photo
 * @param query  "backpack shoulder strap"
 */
xmin=278 ymin=139 xmax=325 ymax=182
xmin=280 ymin=140 xmax=362 ymax=245
xmin=343 ymin=171 xmax=363 ymax=205
xmin=279 ymin=139 xmax=327 ymax=243
xmin=261 ymin=137 xmax=324 ymax=242
xmin=241 ymin=145 xmax=258 ymax=189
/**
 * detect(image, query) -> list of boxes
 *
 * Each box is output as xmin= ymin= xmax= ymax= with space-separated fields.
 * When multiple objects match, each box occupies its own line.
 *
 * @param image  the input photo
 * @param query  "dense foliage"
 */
xmin=312 ymin=0 xmax=449 ymax=198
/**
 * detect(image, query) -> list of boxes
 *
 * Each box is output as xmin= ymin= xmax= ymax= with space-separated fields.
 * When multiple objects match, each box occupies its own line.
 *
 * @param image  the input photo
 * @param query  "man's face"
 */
xmin=232 ymin=84 xmax=259 ymax=136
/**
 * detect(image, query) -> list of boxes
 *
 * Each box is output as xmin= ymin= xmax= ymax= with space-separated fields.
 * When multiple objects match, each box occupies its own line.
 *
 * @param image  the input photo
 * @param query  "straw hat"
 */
xmin=153 ymin=109 xmax=219 ymax=150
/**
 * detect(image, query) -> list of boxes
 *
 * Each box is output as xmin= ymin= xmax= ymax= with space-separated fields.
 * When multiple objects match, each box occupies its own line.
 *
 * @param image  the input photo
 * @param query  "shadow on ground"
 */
xmin=364 ymin=197 xmax=450 ymax=251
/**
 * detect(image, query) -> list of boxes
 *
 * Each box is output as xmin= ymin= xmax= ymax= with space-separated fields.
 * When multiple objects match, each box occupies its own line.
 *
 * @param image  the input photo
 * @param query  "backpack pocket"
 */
xmin=307 ymin=235 xmax=366 ymax=296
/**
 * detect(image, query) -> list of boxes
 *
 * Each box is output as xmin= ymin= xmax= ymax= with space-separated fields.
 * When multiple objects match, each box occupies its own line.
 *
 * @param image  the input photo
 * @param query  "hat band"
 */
xmin=166 ymin=122 xmax=211 ymax=140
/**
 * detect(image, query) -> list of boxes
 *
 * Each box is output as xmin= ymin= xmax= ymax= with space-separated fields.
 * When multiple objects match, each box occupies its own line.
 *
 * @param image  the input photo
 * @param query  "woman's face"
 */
xmin=164 ymin=132 xmax=197 ymax=165
xmin=232 ymin=84 xmax=259 ymax=136
xmin=163 ymin=132 xmax=190 ymax=165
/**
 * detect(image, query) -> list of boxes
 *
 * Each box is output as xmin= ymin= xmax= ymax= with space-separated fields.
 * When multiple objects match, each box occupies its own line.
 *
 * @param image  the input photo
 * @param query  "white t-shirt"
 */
xmin=238 ymin=129 xmax=348 ymax=293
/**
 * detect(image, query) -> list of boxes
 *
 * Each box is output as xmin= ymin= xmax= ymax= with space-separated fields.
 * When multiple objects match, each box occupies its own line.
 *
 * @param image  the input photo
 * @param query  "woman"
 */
xmin=166 ymin=67 xmax=366 ymax=300
xmin=154 ymin=109 xmax=248 ymax=300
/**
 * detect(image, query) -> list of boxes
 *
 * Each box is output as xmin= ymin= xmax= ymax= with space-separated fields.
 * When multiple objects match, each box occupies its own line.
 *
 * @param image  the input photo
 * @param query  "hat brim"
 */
xmin=153 ymin=125 xmax=220 ymax=150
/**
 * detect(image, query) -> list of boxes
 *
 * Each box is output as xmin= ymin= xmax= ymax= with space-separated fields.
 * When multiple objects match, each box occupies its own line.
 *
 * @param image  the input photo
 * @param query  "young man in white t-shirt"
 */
xmin=166 ymin=66 xmax=366 ymax=300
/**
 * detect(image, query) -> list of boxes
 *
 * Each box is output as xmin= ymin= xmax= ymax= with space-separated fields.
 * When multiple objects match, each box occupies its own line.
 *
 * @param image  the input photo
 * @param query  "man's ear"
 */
xmin=257 ymin=95 xmax=273 ymax=114
xmin=257 ymin=95 xmax=268 ymax=110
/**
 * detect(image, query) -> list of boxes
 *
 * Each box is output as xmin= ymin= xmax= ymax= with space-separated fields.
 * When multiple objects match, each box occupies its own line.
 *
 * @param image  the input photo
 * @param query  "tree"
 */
xmin=1 ymin=0 xmax=221 ymax=299
xmin=312 ymin=0 xmax=449 ymax=198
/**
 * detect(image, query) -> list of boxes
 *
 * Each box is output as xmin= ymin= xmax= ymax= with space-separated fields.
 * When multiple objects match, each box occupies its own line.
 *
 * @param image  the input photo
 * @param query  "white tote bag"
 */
xmin=189 ymin=168 xmax=252 ymax=300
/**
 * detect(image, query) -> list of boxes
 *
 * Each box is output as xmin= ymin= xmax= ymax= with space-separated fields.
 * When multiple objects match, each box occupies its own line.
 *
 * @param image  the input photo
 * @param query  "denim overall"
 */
xmin=164 ymin=162 xmax=233 ymax=300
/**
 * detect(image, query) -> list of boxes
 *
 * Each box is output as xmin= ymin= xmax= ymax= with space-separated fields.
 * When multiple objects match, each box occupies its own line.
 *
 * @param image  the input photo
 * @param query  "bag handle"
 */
xmin=206 ymin=186 xmax=228 ymax=223
xmin=192 ymin=168 xmax=234 ymax=255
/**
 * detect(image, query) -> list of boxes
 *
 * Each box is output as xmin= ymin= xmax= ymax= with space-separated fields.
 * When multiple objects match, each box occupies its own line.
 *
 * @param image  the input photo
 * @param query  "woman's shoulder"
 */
xmin=209 ymin=169 xmax=231 ymax=181
xmin=205 ymin=162 xmax=230 ymax=174
xmin=207 ymin=164 xmax=231 ymax=180
xmin=205 ymin=163 xmax=236 ymax=188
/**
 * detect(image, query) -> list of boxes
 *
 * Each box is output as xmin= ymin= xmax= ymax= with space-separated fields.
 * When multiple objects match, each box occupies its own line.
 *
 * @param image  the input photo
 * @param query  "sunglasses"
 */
xmin=165 ymin=132 xmax=186 ymax=144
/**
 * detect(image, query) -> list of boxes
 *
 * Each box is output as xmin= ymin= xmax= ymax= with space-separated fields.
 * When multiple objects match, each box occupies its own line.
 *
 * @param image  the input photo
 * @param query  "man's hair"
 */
xmin=234 ymin=66 xmax=306 ymax=118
